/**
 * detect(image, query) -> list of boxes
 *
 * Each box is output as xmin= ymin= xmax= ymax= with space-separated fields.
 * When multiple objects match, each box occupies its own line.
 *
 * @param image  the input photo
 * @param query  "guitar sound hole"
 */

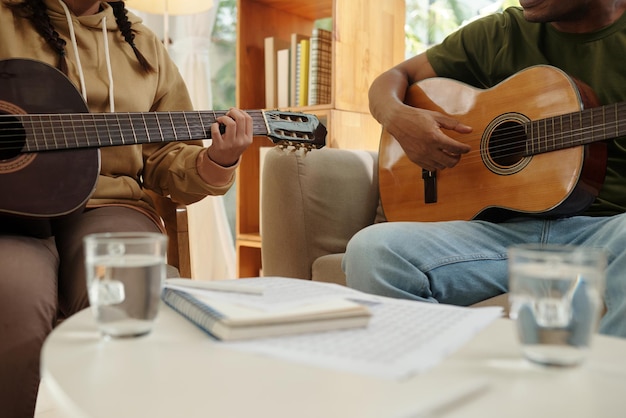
xmin=0 ymin=114 xmax=25 ymax=161
xmin=488 ymin=121 xmax=527 ymax=167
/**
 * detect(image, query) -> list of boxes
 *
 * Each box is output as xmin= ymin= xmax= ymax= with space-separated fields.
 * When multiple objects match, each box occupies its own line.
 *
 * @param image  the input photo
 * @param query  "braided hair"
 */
xmin=5 ymin=0 xmax=154 ymax=73
xmin=108 ymin=1 xmax=153 ymax=72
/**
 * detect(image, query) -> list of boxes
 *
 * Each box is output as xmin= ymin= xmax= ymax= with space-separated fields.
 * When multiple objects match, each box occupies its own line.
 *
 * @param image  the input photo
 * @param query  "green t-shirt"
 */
xmin=426 ymin=7 xmax=626 ymax=216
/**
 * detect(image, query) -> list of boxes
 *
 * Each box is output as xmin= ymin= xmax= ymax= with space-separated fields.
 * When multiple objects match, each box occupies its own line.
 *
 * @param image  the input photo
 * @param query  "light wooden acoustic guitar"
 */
xmin=378 ymin=65 xmax=616 ymax=223
xmin=0 ymin=58 xmax=326 ymax=220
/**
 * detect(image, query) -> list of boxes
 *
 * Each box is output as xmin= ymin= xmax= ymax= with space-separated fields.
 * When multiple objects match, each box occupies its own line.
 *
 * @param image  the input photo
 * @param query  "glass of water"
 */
xmin=84 ymin=232 xmax=168 ymax=338
xmin=508 ymin=244 xmax=606 ymax=367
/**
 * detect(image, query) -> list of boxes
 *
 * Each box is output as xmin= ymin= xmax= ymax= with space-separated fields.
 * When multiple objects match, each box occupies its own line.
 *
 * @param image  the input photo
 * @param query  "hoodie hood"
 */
xmin=42 ymin=0 xmax=145 ymax=111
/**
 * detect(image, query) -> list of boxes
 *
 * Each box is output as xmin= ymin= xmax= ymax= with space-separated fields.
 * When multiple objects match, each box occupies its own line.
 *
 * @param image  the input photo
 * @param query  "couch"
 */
xmin=260 ymin=146 xmax=509 ymax=311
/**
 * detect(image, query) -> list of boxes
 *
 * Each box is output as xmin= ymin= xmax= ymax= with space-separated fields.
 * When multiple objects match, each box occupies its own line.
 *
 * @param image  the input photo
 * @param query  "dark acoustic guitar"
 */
xmin=0 ymin=58 xmax=326 ymax=220
xmin=378 ymin=65 xmax=616 ymax=223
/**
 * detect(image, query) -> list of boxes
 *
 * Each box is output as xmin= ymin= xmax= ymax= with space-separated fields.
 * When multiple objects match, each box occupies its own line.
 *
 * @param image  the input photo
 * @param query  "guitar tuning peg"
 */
xmin=274 ymin=141 xmax=316 ymax=153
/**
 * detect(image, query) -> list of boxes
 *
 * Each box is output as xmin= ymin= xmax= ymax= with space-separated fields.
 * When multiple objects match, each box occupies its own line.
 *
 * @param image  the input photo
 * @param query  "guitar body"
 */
xmin=0 ymin=58 xmax=99 ymax=218
xmin=378 ymin=65 xmax=607 ymax=222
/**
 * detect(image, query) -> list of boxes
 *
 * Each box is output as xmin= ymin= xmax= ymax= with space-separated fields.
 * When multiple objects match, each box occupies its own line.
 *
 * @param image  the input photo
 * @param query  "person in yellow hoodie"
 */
xmin=0 ymin=0 xmax=253 ymax=415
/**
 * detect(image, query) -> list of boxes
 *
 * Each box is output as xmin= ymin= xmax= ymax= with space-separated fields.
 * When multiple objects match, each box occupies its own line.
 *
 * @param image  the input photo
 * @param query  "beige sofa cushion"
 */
xmin=261 ymin=147 xmax=379 ymax=280
xmin=312 ymin=253 xmax=347 ymax=285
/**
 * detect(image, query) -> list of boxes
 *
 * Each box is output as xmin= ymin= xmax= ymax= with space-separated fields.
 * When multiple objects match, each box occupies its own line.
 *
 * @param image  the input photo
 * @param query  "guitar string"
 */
xmin=0 ymin=112 xmax=614 ymax=150
xmin=0 ymin=110 xmax=249 ymax=141
xmin=0 ymin=99 xmax=619 ymax=148
xmin=0 ymin=109 xmax=320 ymax=150
xmin=0 ymin=101 xmax=617 ymax=151
xmin=378 ymin=105 xmax=626 ymax=167
xmin=388 ymin=114 xmax=625 ymax=168
xmin=0 ymin=110 xmax=278 ymax=151
xmin=0 ymin=112 xmax=617 ymax=155
xmin=0 ymin=110 xmax=622 ymax=163
xmin=0 ymin=123 xmax=615 ymax=165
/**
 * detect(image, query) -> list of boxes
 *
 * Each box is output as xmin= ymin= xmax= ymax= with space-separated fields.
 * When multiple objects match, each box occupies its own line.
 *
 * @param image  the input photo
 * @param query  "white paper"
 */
xmin=169 ymin=277 xmax=502 ymax=379
xmin=219 ymin=280 xmax=502 ymax=379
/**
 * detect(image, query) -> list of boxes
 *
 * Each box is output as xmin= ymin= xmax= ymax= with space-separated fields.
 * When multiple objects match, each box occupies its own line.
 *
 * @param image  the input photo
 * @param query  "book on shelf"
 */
xmin=264 ymin=36 xmax=289 ymax=109
xmin=290 ymin=33 xmax=309 ymax=107
xmin=307 ymin=28 xmax=332 ymax=106
xmin=295 ymin=43 xmax=301 ymax=106
xmin=276 ymin=47 xmax=290 ymax=108
xmin=162 ymin=277 xmax=372 ymax=341
xmin=297 ymin=38 xmax=310 ymax=107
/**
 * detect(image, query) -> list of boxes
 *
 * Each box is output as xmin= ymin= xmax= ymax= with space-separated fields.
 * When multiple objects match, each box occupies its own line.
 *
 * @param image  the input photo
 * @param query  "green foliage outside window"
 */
xmin=405 ymin=0 xmax=520 ymax=57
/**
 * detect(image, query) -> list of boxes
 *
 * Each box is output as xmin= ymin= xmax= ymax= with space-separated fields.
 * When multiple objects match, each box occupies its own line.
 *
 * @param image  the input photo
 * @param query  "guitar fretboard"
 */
xmin=526 ymin=101 xmax=626 ymax=155
xmin=17 ymin=110 xmax=269 ymax=152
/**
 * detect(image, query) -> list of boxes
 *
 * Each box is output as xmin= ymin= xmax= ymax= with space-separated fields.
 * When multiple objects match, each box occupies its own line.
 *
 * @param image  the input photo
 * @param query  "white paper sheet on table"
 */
xmin=177 ymin=277 xmax=503 ymax=380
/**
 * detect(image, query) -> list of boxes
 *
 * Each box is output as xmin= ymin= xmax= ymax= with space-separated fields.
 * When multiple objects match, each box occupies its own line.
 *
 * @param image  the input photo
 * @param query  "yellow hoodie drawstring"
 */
xmin=101 ymin=15 xmax=115 ymax=112
xmin=57 ymin=0 xmax=116 ymax=112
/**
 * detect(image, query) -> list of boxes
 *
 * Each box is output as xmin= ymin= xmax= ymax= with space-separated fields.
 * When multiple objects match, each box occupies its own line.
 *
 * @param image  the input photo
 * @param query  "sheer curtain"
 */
xmin=133 ymin=7 xmax=237 ymax=280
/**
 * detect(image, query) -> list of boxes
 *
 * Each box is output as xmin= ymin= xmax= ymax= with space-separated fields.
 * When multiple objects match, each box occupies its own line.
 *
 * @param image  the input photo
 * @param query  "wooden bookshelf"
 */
xmin=235 ymin=0 xmax=406 ymax=277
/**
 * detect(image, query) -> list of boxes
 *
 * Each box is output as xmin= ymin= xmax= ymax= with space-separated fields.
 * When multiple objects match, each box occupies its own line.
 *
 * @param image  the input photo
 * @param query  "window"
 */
xmin=406 ymin=0 xmax=521 ymax=57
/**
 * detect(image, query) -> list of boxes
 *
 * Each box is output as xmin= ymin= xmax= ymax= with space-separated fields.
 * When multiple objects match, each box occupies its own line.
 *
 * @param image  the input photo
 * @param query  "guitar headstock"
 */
xmin=263 ymin=110 xmax=326 ymax=150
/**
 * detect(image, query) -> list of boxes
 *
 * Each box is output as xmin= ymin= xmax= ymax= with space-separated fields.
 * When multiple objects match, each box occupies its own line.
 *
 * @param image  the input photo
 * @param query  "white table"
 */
xmin=41 ymin=303 xmax=626 ymax=418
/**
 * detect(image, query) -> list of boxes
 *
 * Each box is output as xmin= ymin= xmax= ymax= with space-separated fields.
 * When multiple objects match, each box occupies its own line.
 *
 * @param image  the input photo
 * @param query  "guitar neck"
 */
xmin=526 ymin=101 xmax=626 ymax=155
xmin=19 ymin=110 xmax=269 ymax=151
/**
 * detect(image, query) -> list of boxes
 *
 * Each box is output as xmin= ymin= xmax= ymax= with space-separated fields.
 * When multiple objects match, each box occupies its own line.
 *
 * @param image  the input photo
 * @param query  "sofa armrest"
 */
xmin=261 ymin=147 xmax=380 ymax=280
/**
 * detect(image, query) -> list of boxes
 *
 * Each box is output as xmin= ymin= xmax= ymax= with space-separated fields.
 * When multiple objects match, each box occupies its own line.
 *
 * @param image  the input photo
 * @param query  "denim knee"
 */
xmin=343 ymin=223 xmax=433 ymax=300
xmin=343 ymin=224 xmax=384 ymax=290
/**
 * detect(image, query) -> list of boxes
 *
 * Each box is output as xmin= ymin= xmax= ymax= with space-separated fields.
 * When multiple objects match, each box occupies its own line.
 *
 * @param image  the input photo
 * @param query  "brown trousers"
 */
xmin=0 ymin=207 xmax=161 ymax=418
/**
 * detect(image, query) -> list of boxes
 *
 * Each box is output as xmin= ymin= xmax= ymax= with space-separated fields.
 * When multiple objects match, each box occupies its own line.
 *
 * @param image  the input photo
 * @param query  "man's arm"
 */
xmin=368 ymin=52 xmax=472 ymax=172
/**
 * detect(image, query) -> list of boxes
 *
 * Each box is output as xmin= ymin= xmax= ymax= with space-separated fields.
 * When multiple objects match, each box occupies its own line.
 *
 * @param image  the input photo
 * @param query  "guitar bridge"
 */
xmin=422 ymin=169 xmax=437 ymax=203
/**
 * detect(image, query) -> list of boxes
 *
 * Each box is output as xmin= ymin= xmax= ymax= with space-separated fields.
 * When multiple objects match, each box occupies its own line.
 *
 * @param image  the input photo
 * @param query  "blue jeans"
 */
xmin=343 ymin=214 xmax=626 ymax=338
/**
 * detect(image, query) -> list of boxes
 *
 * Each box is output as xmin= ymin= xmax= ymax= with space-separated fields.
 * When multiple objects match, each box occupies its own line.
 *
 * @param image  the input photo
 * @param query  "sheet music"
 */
xmin=212 ymin=278 xmax=503 ymax=380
